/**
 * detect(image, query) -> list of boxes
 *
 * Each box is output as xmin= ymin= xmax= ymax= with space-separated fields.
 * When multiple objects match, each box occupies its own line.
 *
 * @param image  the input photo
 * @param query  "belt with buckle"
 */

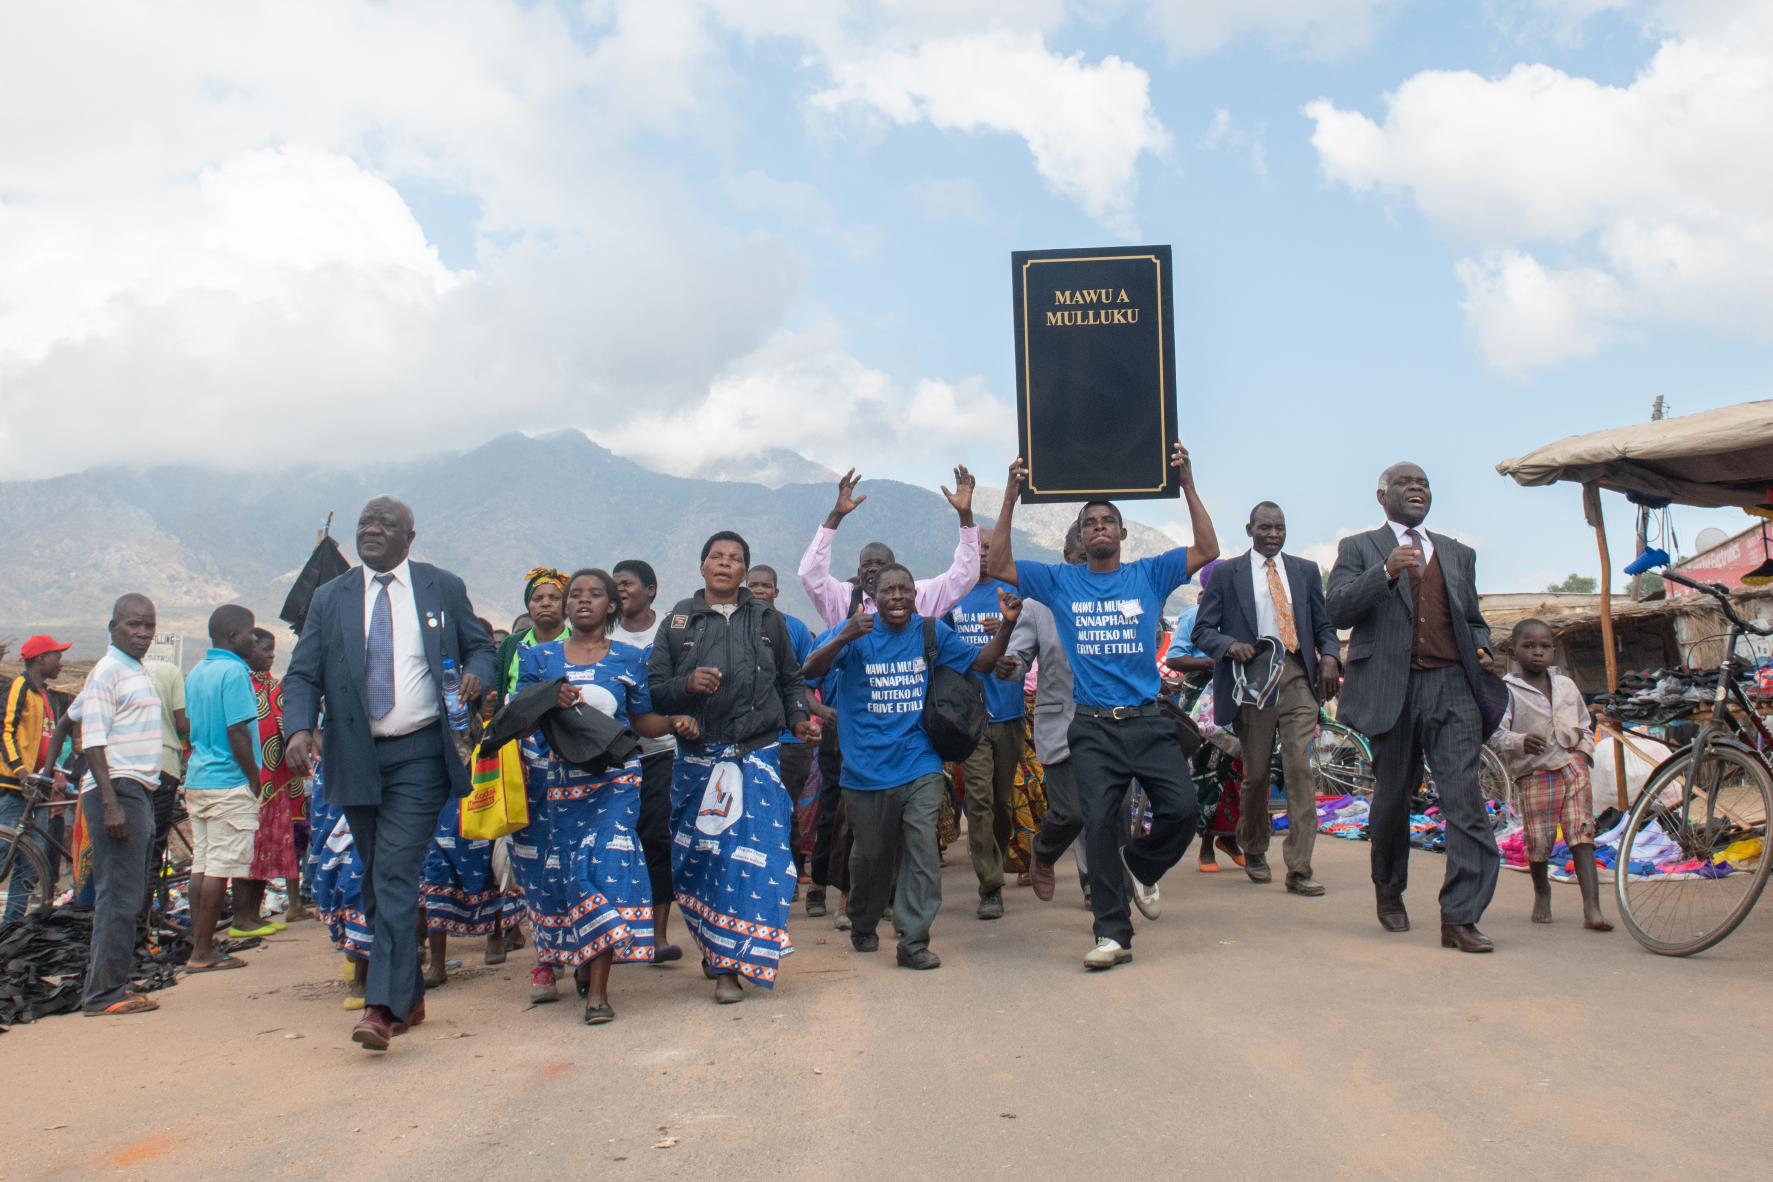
xmin=1075 ymin=703 xmax=1163 ymax=721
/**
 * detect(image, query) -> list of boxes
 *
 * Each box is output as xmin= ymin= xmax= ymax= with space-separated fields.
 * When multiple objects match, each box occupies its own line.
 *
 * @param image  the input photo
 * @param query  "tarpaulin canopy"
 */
xmin=1495 ymin=399 xmax=1773 ymax=509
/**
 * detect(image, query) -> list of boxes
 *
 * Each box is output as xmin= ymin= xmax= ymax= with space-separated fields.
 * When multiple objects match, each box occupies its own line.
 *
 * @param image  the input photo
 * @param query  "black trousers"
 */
xmin=779 ymin=740 xmax=815 ymax=875
xmin=1068 ymin=713 xmax=1197 ymax=947
xmin=343 ymin=727 xmax=451 ymax=1018
xmin=1368 ymin=666 xmax=1498 ymax=925
xmin=138 ymin=774 xmax=180 ymax=935
xmin=636 ymin=750 xmax=675 ymax=918
xmin=809 ymin=722 xmax=845 ymax=887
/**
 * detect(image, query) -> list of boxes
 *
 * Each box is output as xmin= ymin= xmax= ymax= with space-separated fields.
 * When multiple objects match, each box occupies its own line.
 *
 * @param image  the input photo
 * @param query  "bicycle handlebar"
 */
xmin=1660 ymin=569 xmax=1773 ymax=636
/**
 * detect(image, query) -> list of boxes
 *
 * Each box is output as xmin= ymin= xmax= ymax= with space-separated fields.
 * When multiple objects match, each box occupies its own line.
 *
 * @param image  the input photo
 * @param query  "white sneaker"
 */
xmin=834 ymin=893 xmax=852 ymax=932
xmin=1122 ymin=848 xmax=1161 ymax=919
xmin=1083 ymin=937 xmax=1132 ymax=970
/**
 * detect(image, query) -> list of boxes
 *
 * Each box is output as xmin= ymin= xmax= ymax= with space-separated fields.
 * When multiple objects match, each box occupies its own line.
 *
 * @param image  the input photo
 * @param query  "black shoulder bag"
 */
xmin=921 ymin=618 xmax=988 ymax=762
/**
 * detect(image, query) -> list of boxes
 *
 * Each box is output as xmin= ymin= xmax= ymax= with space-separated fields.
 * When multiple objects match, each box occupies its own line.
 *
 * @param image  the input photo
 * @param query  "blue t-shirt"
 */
xmin=1015 ymin=548 xmax=1191 ymax=708
xmin=944 ymin=580 xmax=1025 ymax=723
xmin=828 ymin=613 xmax=978 ymax=791
xmin=778 ymin=613 xmax=817 ymax=744
xmin=183 ymin=648 xmax=261 ymax=789
xmin=1164 ymin=605 xmax=1205 ymax=660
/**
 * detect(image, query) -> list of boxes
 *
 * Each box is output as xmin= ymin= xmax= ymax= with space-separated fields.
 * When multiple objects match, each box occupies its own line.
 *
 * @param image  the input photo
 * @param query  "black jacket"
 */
xmin=482 ymin=677 xmax=640 ymax=776
xmin=647 ymin=588 xmax=811 ymax=756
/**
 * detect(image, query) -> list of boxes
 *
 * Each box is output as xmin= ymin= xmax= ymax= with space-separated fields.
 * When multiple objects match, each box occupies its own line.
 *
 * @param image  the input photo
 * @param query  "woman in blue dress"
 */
xmin=307 ymin=756 xmax=372 ymax=1010
xmin=514 ymin=568 xmax=678 ymax=1025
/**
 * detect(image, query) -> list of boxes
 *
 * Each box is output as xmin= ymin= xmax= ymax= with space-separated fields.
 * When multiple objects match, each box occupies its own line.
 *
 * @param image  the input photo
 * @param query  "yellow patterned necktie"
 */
xmin=1265 ymin=558 xmax=1298 ymax=653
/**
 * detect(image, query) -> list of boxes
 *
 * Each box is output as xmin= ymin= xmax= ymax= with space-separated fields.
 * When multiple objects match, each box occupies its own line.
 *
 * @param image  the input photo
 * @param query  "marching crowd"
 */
xmin=0 ymin=447 xmax=1613 ymax=1042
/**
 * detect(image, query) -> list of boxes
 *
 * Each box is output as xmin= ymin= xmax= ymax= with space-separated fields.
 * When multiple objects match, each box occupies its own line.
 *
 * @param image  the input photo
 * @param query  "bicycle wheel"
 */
xmin=1311 ymin=724 xmax=1374 ymax=799
xmin=1478 ymin=746 xmax=1513 ymax=813
xmin=1615 ymin=744 xmax=1773 ymax=956
xmin=0 ymin=824 xmax=59 ymax=921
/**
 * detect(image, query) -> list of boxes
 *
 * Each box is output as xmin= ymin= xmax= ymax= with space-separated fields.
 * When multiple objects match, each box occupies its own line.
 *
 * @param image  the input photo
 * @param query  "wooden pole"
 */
xmin=1586 ymin=482 xmax=1628 ymax=809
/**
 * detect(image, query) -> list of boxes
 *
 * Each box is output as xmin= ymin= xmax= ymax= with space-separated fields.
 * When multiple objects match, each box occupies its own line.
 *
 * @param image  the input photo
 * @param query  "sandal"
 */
xmin=583 ymin=1003 xmax=615 ymax=1025
xmin=227 ymin=922 xmax=279 ymax=938
xmin=1198 ymin=860 xmax=1220 ymax=873
xmin=185 ymin=954 xmax=249 ymax=972
xmin=86 ymin=996 xmax=160 ymax=1016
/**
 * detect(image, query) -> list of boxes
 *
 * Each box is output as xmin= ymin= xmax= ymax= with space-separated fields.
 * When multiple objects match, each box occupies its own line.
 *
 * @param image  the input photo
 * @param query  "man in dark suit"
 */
xmin=1325 ymin=464 xmax=1508 ymax=952
xmin=284 ymin=496 xmax=496 ymax=1048
xmin=1193 ymin=502 xmax=1342 ymax=895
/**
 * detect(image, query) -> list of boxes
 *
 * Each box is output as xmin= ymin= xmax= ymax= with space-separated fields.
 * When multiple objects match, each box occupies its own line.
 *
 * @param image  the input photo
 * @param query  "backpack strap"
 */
xmin=849 ymin=583 xmax=866 ymax=616
xmin=924 ymin=616 xmax=937 ymax=669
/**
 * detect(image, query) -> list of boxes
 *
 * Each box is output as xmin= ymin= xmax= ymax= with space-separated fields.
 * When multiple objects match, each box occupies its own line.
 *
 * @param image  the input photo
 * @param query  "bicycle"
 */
xmin=1610 ymin=569 xmax=1773 ymax=956
xmin=0 ymin=773 xmax=81 ymax=921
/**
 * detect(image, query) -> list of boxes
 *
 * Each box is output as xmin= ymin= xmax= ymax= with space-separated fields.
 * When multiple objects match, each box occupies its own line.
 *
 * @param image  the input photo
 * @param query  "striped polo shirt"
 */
xmin=73 ymin=645 xmax=164 ymax=793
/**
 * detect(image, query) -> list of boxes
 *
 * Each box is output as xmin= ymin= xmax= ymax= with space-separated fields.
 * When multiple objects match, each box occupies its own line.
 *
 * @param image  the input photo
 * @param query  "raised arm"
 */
xmin=966 ymin=589 xmax=1022 ymax=673
xmin=798 ymin=522 xmax=855 ymax=629
xmin=1173 ymin=443 xmax=1220 ymax=577
xmin=986 ymin=458 xmax=1024 ymax=587
xmin=915 ymin=465 xmax=983 ymax=617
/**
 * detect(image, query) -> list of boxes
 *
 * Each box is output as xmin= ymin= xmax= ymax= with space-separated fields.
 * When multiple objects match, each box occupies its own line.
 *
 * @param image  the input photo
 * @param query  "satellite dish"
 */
xmin=1694 ymin=527 xmax=1729 ymax=555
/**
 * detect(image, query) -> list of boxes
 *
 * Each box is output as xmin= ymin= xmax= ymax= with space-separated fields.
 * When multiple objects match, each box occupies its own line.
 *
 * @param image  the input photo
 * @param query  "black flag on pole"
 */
xmin=280 ymin=534 xmax=352 ymax=636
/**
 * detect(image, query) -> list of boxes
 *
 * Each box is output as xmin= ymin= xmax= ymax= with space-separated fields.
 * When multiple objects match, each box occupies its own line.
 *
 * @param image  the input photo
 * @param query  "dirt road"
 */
xmin=8 ymin=836 xmax=1769 ymax=1181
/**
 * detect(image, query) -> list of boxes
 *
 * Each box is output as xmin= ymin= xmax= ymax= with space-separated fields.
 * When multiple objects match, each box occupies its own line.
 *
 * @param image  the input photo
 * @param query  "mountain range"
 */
xmin=3 ymin=431 xmax=1188 ymax=666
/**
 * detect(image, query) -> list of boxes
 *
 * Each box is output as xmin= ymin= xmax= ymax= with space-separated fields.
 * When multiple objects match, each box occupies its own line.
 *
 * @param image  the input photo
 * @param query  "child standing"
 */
xmin=1490 ymin=619 xmax=1611 ymax=931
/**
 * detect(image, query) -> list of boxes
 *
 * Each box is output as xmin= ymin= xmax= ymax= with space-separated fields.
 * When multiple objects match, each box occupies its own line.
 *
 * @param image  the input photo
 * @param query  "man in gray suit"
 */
xmin=1325 ymin=464 xmax=1508 ymax=952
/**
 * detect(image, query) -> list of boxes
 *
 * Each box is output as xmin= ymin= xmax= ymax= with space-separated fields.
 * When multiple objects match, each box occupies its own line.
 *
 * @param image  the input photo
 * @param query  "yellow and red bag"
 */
xmin=459 ymin=740 xmax=527 ymax=840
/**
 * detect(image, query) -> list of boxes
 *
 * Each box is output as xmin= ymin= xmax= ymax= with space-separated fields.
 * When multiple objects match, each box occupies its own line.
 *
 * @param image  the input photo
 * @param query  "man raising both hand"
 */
xmin=987 ymin=443 xmax=1219 ymax=971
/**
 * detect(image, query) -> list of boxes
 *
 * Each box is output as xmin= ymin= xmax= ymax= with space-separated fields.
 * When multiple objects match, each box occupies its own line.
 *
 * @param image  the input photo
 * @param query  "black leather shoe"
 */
xmin=851 ymin=931 xmax=880 ymax=952
xmin=1377 ymin=892 xmax=1409 ymax=932
xmin=896 ymin=945 xmax=941 ymax=969
xmin=1440 ymin=923 xmax=1494 ymax=953
xmin=805 ymin=888 xmax=827 ymax=918
xmin=1244 ymin=853 xmax=1272 ymax=884
xmin=1286 ymin=874 xmax=1325 ymax=896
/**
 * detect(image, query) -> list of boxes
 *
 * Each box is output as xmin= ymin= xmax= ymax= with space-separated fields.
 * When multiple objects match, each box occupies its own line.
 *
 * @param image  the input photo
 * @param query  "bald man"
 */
xmin=283 ymin=495 xmax=496 ymax=1050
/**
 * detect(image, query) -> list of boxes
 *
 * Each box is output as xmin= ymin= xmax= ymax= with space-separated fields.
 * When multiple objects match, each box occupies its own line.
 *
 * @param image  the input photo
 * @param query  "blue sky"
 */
xmin=1 ymin=0 xmax=1765 ymax=590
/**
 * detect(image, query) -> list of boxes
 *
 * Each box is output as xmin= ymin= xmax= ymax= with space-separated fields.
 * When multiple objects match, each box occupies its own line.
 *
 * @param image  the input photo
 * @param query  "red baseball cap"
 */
xmin=19 ymin=635 xmax=72 ymax=661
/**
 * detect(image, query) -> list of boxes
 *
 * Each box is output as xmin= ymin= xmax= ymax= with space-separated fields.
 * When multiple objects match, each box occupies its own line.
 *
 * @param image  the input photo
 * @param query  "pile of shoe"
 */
xmin=1596 ymin=667 xmax=1736 ymax=725
xmin=0 ymin=906 xmax=235 ymax=1026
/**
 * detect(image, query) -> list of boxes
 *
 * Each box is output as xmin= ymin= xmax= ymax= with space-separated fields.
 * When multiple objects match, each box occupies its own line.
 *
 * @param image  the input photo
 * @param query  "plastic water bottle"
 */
xmin=441 ymin=659 xmax=470 ymax=732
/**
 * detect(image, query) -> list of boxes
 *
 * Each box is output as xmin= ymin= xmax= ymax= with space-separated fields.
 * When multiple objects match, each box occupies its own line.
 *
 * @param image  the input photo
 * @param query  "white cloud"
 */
xmin=1144 ymin=0 xmax=1407 ymax=57
xmin=910 ymin=177 xmax=989 ymax=224
xmin=592 ymin=319 xmax=1016 ymax=476
xmin=1198 ymin=107 xmax=1268 ymax=176
xmin=1306 ymin=1 xmax=1773 ymax=371
xmin=807 ymin=31 xmax=1170 ymax=234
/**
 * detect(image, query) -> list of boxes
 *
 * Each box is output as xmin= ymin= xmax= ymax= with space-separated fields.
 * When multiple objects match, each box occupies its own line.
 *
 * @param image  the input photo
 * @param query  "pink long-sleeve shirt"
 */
xmin=797 ymin=524 xmax=981 ymax=628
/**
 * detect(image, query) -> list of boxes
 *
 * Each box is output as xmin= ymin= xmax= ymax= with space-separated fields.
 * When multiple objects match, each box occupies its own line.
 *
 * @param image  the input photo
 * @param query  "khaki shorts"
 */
xmin=187 ymin=785 xmax=260 ymax=878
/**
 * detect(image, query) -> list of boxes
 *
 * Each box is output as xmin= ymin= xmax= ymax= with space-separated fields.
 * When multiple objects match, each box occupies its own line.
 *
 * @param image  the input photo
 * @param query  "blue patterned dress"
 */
xmin=514 ymin=639 xmax=655 ymax=967
xmin=307 ymin=762 xmax=371 ymax=957
xmin=672 ymin=743 xmax=795 ymax=987
xmin=421 ymin=797 xmax=527 ymax=936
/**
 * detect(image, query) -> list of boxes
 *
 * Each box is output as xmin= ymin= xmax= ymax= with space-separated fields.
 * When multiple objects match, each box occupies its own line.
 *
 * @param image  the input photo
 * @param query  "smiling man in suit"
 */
xmin=1192 ymin=502 xmax=1342 ymax=895
xmin=1325 ymin=464 xmax=1508 ymax=953
xmin=283 ymin=496 xmax=496 ymax=1048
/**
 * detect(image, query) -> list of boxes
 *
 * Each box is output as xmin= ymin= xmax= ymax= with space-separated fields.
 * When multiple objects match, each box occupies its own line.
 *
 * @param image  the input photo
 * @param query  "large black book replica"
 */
xmin=1011 ymin=244 xmax=1178 ymax=504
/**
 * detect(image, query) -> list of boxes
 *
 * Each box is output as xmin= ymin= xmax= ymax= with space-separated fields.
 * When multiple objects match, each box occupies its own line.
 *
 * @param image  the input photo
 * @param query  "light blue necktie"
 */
xmin=367 ymin=573 xmax=396 ymax=720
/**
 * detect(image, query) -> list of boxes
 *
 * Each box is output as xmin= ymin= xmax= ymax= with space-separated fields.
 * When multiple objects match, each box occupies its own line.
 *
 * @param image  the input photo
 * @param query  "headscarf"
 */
xmin=523 ymin=566 xmax=570 ymax=606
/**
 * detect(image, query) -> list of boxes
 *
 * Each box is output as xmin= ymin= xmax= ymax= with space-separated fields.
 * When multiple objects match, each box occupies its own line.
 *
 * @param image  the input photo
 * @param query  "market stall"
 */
xmin=1496 ymin=399 xmax=1773 ymax=806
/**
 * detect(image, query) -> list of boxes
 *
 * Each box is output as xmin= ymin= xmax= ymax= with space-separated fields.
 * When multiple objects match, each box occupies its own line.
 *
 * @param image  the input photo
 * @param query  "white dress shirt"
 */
xmin=1248 ymin=550 xmax=1295 ymax=646
xmin=1386 ymin=520 xmax=1435 ymax=569
xmin=362 ymin=559 xmax=440 ymax=737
